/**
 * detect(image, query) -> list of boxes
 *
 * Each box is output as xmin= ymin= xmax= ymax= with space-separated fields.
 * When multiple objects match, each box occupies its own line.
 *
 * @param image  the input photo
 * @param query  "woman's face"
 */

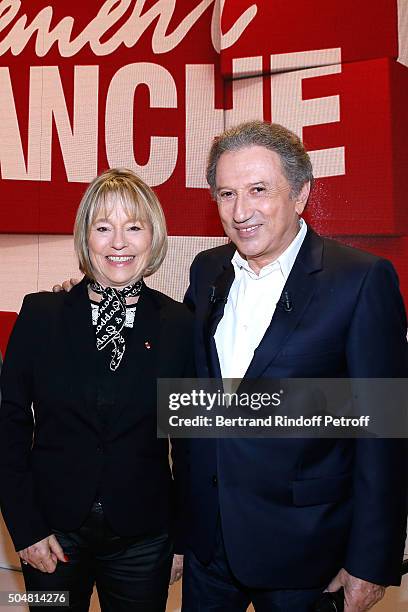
xmin=88 ymin=196 xmax=152 ymax=289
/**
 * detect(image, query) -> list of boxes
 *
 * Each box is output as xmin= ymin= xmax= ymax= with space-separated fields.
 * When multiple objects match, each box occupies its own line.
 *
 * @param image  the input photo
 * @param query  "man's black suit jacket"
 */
xmin=184 ymin=228 xmax=408 ymax=589
xmin=0 ymin=279 xmax=193 ymax=552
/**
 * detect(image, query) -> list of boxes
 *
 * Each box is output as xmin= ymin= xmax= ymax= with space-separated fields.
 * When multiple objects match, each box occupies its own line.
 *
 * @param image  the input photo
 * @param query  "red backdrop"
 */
xmin=0 ymin=0 xmax=407 ymax=313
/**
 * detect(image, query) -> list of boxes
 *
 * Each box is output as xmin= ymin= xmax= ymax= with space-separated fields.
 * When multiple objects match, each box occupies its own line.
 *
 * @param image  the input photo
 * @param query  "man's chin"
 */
xmin=234 ymin=244 xmax=260 ymax=260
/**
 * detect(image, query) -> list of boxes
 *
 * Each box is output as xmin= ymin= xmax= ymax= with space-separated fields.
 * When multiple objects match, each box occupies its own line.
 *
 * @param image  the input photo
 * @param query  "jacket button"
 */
xmin=212 ymin=475 xmax=218 ymax=487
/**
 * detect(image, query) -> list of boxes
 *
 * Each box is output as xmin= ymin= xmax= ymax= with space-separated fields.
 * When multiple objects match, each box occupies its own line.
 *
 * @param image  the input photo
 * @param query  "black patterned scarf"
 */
xmin=89 ymin=279 xmax=143 ymax=371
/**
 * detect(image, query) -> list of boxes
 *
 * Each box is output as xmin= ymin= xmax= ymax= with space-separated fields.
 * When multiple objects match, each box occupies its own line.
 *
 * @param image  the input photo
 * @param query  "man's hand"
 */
xmin=169 ymin=553 xmax=183 ymax=585
xmin=326 ymin=568 xmax=385 ymax=611
xmin=52 ymin=277 xmax=81 ymax=293
xmin=18 ymin=535 xmax=68 ymax=573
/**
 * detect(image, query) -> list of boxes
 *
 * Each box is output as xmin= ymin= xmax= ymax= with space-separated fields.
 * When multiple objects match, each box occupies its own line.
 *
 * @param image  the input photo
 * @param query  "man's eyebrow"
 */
xmin=216 ymin=181 xmax=268 ymax=191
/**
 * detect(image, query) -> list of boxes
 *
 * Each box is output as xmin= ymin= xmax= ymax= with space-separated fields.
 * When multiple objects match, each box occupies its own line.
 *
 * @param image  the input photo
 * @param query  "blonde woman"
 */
xmin=0 ymin=169 xmax=192 ymax=612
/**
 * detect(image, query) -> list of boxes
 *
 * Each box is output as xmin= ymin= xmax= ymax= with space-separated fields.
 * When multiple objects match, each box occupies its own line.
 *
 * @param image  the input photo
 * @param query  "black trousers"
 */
xmin=22 ymin=502 xmax=173 ymax=612
xmin=182 ymin=523 xmax=323 ymax=612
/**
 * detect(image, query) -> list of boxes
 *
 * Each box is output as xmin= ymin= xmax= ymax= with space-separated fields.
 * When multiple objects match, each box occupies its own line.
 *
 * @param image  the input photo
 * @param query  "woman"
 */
xmin=0 ymin=169 xmax=193 ymax=611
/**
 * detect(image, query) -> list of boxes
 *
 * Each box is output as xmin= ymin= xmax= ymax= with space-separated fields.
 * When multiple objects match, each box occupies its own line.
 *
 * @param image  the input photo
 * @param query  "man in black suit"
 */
xmin=182 ymin=121 xmax=408 ymax=611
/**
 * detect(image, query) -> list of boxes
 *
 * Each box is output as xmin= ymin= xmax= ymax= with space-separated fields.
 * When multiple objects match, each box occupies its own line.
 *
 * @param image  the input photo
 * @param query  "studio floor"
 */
xmin=0 ymin=562 xmax=407 ymax=611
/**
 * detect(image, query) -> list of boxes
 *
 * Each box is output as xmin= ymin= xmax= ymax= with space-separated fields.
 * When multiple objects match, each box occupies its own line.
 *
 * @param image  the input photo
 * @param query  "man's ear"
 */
xmin=294 ymin=181 xmax=311 ymax=215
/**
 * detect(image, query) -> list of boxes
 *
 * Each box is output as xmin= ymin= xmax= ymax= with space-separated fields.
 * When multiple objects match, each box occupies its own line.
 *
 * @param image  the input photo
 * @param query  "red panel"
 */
xmin=0 ymin=2 xmax=406 ymax=239
xmin=0 ymin=311 xmax=18 ymax=356
xmin=0 ymin=0 xmax=222 ymax=236
xmin=220 ymin=0 xmax=398 ymax=77
xmin=304 ymin=59 xmax=408 ymax=235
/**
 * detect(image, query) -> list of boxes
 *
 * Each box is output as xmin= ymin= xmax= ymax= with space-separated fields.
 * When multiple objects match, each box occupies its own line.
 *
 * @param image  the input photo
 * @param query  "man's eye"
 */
xmin=219 ymin=191 xmax=234 ymax=200
xmin=252 ymin=186 xmax=266 ymax=194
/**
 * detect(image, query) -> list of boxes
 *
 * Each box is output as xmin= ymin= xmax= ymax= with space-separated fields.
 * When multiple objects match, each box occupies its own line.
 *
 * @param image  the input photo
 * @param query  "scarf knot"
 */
xmin=89 ymin=279 xmax=143 ymax=371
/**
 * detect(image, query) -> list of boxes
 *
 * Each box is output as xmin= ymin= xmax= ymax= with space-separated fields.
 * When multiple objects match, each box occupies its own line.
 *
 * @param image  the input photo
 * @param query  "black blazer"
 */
xmin=0 ymin=279 xmax=193 ymax=552
xmin=184 ymin=228 xmax=408 ymax=588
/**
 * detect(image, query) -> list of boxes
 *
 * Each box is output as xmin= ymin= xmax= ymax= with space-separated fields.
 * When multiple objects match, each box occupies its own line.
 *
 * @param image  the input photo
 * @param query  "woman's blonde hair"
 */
xmin=74 ymin=168 xmax=168 ymax=279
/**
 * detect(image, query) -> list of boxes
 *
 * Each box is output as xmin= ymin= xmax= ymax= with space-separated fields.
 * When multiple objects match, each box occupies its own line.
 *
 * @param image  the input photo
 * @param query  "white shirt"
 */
xmin=214 ymin=219 xmax=307 ymax=379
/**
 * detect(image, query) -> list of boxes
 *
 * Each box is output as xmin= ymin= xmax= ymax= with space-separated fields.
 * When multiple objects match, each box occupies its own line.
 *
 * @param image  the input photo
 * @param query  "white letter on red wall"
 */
xmin=27 ymin=65 xmax=98 ymax=182
xmin=105 ymin=62 xmax=178 ymax=186
xmin=271 ymin=48 xmax=345 ymax=179
xmin=0 ymin=67 xmax=28 ymax=179
xmin=186 ymin=57 xmax=263 ymax=189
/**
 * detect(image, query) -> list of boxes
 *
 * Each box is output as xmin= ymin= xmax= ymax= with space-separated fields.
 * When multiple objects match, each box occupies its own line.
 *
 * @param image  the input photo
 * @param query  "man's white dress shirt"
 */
xmin=215 ymin=219 xmax=307 ymax=379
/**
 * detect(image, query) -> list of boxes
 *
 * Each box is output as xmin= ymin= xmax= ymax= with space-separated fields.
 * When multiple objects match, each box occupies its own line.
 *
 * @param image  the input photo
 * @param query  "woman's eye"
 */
xmin=96 ymin=226 xmax=109 ymax=232
xmin=128 ymin=225 xmax=141 ymax=231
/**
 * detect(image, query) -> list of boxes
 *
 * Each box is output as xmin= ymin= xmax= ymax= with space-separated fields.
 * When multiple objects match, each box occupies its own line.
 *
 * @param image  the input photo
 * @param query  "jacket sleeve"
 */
xmin=344 ymin=259 xmax=408 ymax=585
xmin=0 ymin=295 xmax=51 ymax=551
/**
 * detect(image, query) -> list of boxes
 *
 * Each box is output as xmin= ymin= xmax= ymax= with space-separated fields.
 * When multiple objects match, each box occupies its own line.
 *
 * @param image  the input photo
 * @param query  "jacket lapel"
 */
xmin=64 ymin=278 xmax=98 ymax=375
xmin=63 ymin=277 xmax=101 ymax=428
xmin=244 ymin=228 xmax=323 ymax=378
xmin=204 ymin=262 xmax=235 ymax=378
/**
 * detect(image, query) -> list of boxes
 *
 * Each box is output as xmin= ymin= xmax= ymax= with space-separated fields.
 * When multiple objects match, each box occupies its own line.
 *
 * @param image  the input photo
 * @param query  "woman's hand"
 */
xmin=169 ymin=553 xmax=183 ymax=585
xmin=18 ymin=535 xmax=68 ymax=573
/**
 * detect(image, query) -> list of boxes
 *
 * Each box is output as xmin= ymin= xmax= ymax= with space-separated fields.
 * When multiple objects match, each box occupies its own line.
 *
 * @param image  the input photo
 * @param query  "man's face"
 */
xmin=215 ymin=145 xmax=309 ymax=274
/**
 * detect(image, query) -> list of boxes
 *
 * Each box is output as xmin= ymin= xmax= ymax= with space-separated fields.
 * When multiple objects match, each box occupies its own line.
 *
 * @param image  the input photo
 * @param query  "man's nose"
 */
xmin=233 ymin=191 xmax=253 ymax=223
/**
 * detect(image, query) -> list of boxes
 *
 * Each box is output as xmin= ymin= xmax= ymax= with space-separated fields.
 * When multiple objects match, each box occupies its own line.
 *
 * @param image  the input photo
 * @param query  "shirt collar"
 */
xmin=232 ymin=218 xmax=307 ymax=280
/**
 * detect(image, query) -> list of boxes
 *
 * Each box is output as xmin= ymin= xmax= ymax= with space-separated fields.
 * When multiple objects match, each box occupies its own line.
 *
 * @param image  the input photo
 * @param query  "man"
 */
xmin=182 ymin=121 xmax=408 ymax=611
